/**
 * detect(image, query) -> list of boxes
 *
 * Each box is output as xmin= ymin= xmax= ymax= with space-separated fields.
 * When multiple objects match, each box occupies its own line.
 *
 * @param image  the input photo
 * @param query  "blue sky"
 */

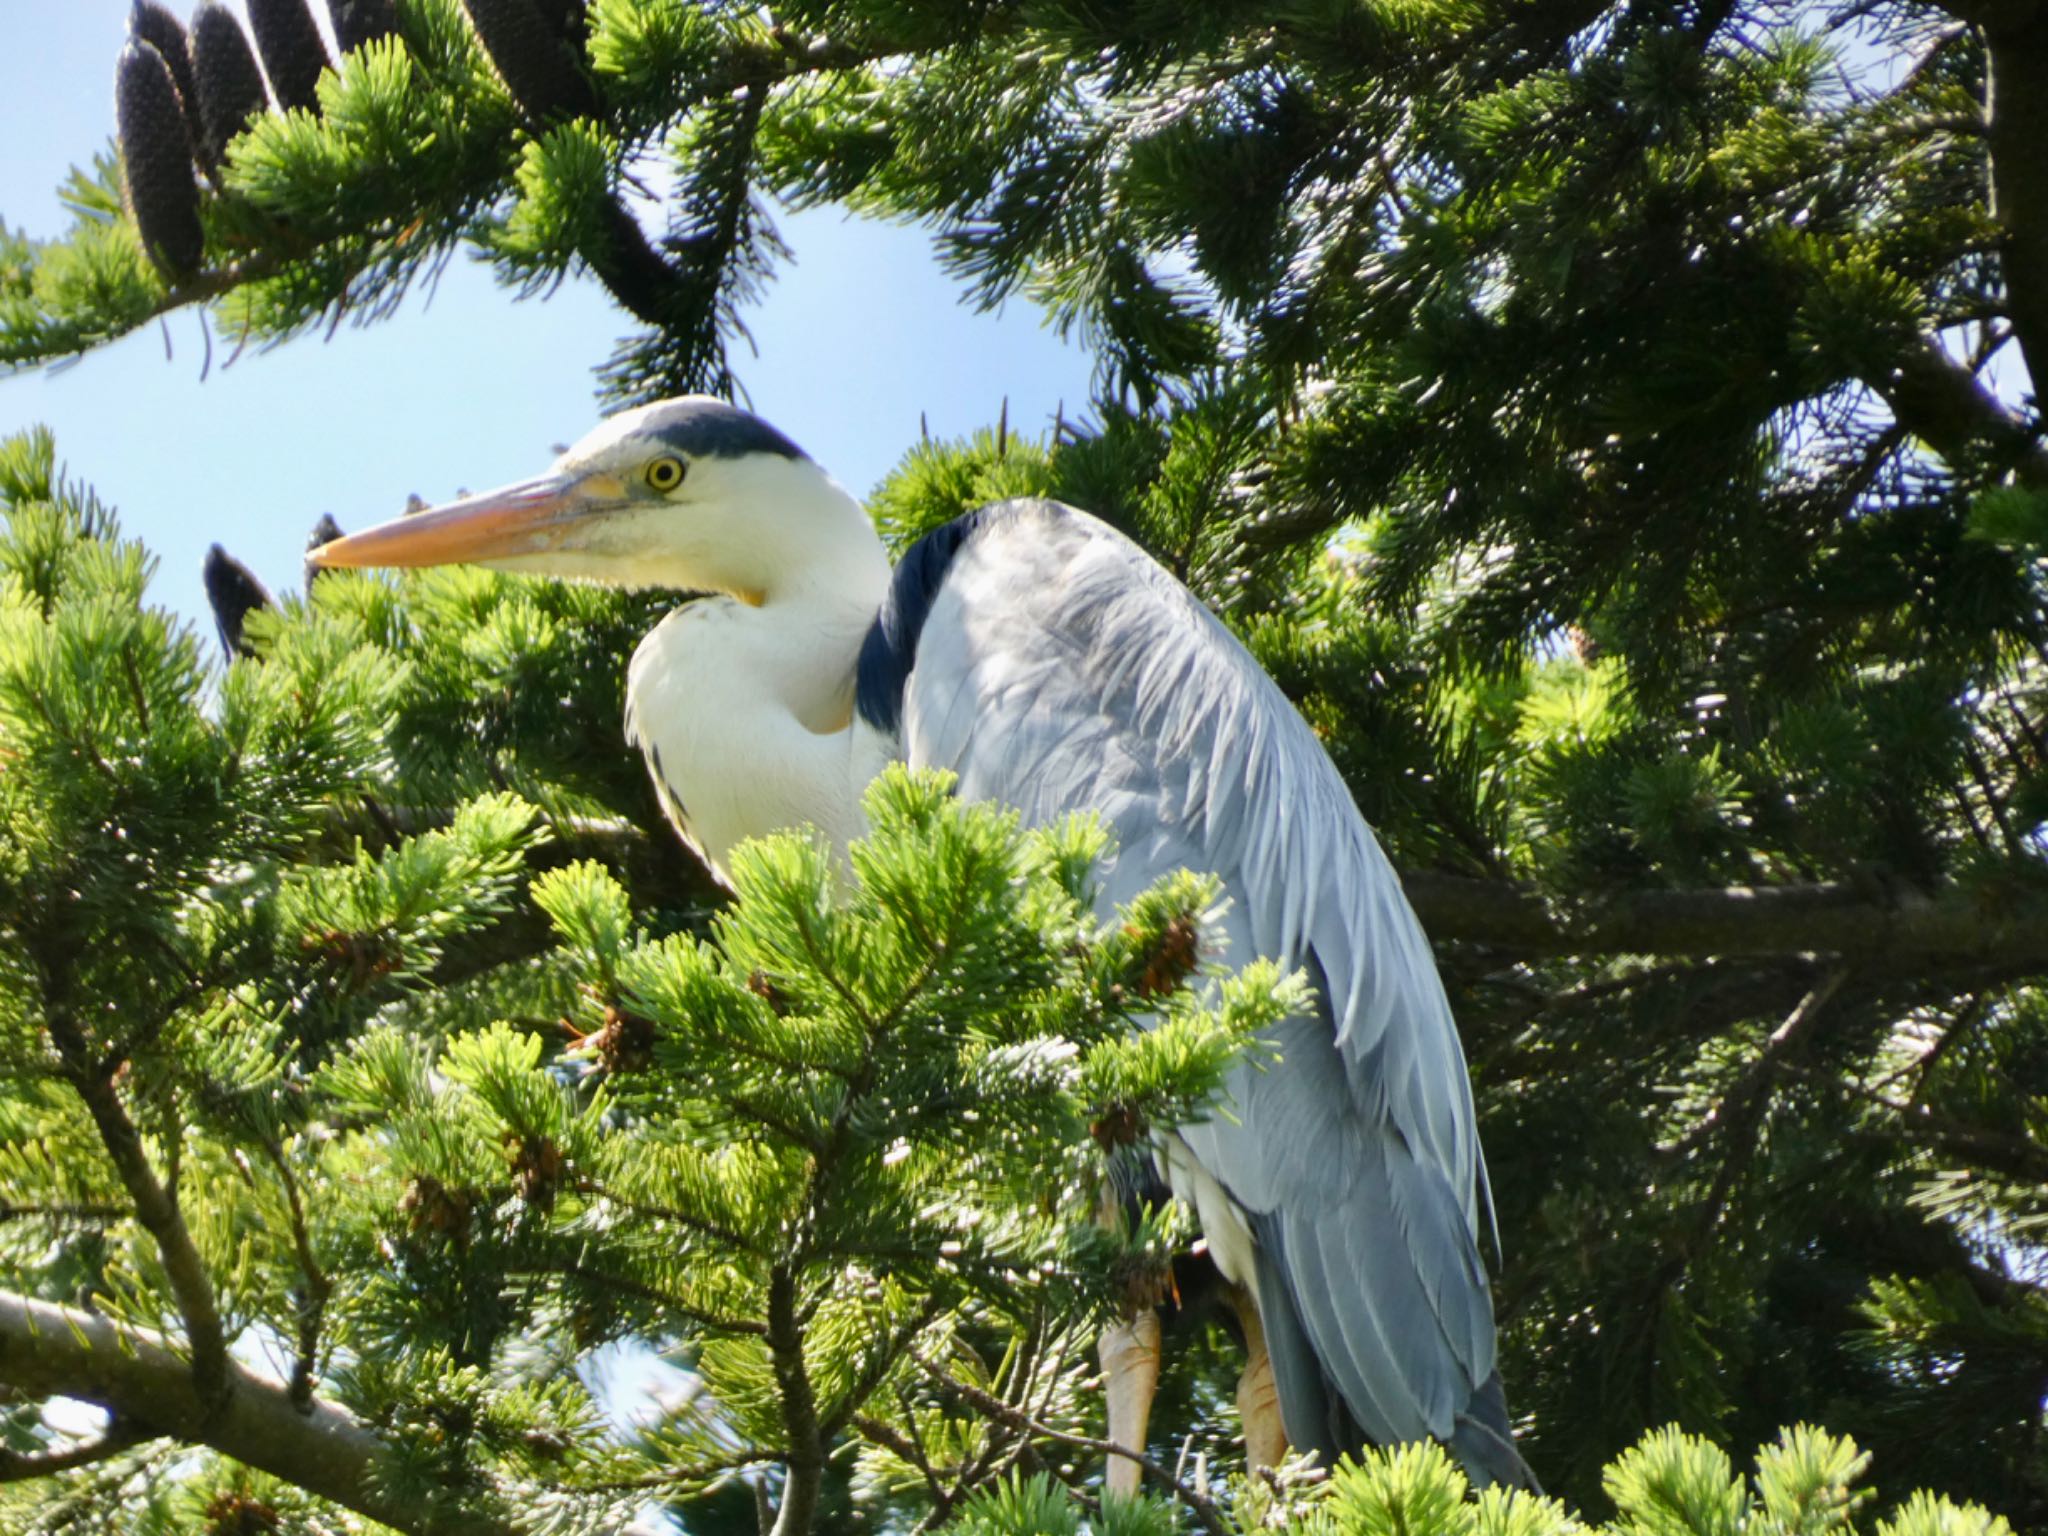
xmin=0 ymin=3 xmax=1096 ymax=630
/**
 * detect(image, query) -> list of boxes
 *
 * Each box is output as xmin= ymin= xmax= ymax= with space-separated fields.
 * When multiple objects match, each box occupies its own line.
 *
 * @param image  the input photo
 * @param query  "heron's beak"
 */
xmin=308 ymin=469 xmax=630 ymax=570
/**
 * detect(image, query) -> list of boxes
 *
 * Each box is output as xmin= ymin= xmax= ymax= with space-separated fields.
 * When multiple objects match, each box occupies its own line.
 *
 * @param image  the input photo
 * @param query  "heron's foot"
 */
xmin=1224 ymin=1281 xmax=1290 ymax=1473
xmin=1237 ymin=1345 xmax=1288 ymax=1471
xmin=1099 ymin=1310 xmax=1162 ymax=1499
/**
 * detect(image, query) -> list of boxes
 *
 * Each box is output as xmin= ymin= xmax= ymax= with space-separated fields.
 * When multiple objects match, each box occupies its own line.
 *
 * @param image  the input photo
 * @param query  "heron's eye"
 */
xmin=644 ymin=456 xmax=686 ymax=493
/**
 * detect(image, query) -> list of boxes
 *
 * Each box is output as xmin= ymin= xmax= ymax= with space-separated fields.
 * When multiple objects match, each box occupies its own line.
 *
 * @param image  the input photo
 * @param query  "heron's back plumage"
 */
xmin=865 ymin=499 xmax=1531 ymax=1488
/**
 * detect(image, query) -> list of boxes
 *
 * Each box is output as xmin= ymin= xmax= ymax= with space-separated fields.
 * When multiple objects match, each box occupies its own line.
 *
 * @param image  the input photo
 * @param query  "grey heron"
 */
xmin=309 ymin=396 xmax=1534 ymax=1493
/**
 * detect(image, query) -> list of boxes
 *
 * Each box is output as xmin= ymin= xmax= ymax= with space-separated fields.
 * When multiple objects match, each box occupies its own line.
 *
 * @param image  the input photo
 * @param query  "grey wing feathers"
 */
xmin=889 ymin=499 xmax=1517 ymax=1477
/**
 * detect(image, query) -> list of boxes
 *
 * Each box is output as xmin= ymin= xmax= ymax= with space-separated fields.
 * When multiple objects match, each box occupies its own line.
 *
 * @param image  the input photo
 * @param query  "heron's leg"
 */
xmin=1099 ymin=1309 xmax=1161 ymax=1498
xmin=1225 ymin=1284 xmax=1289 ymax=1472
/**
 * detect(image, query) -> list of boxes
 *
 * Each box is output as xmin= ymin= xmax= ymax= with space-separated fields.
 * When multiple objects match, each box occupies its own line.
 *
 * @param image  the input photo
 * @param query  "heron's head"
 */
xmin=309 ymin=397 xmax=882 ymax=602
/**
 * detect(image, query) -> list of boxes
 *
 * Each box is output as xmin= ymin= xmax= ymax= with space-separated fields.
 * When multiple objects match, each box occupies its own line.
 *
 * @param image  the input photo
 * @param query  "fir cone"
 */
xmin=303 ymin=512 xmax=345 ymax=590
xmin=459 ymin=0 xmax=597 ymax=123
xmin=191 ymin=2 xmax=269 ymax=167
xmin=1131 ymin=912 xmax=1201 ymax=999
xmin=532 ymin=0 xmax=587 ymax=47
xmin=203 ymin=544 xmax=273 ymax=660
xmin=116 ymin=41 xmax=204 ymax=281
xmin=128 ymin=2 xmax=205 ymax=165
xmin=247 ymin=0 xmax=331 ymax=113
xmin=329 ymin=0 xmax=400 ymax=55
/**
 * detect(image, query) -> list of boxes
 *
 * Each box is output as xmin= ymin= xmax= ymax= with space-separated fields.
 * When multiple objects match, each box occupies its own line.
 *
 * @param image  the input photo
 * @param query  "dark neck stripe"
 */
xmin=855 ymin=505 xmax=1010 ymax=736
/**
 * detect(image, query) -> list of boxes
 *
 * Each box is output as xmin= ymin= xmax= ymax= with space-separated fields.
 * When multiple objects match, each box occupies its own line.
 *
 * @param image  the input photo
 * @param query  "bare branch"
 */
xmin=1402 ymin=869 xmax=2048 ymax=972
xmin=0 ymin=1420 xmax=157 ymax=1482
xmin=1916 ymin=0 xmax=2039 ymax=28
xmin=338 ymin=801 xmax=2048 ymax=976
xmin=1870 ymin=335 xmax=2048 ymax=487
xmin=0 ymin=1291 xmax=517 ymax=1536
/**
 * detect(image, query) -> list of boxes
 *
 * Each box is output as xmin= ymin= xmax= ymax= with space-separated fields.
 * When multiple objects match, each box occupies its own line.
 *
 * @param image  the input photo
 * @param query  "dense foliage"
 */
xmin=0 ymin=0 xmax=2045 ymax=1530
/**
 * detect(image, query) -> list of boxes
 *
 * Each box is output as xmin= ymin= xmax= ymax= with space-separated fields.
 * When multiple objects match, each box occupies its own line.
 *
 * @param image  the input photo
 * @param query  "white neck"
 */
xmin=730 ymin=472 xmax=890 ymax=732
xmin=625 ymin=475 xmax=898 ymax=877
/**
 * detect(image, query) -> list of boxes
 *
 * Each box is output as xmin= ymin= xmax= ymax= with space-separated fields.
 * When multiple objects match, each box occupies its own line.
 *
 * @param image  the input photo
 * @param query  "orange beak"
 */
xmin=308 ymin=470 xmax=628 ymax=570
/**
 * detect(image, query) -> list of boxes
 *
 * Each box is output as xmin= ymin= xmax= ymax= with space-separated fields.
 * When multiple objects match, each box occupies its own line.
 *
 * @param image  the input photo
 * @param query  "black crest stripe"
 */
xmin=646 ymin=400 xmax=810 ymax=462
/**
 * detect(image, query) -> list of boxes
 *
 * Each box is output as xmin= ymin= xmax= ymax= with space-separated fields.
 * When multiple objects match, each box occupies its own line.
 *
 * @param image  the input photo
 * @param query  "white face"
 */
xmin=522 ymin=416 xmax=841 ymax=594
xmin=311 ymin=397 xmax=867 ymax=599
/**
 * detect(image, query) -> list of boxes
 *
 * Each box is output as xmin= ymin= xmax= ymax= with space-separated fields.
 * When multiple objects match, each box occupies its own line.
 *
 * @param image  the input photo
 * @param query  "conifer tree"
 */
xmin=1 ymin=0 xmax=2046 ymax=1531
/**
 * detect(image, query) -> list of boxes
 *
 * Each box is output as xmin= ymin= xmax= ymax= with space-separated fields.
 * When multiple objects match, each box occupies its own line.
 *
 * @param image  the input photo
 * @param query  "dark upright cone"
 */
xmin=204 ymin=545 xmax=274 ymax=660
xmin=191 ymin=2 xmax=270 ymax=167
xmin=459 ymin=0 xmax=597 ymax=123
xmin=128 ymin=2 xmax=207 ymax=165
xmin=247 ymin=0 xmax=331 ymax=112
xmin=116 ymin=40 xmax=204 ymax=280
xmin=329 ymin=0 xmax=401 ymax=54
xmin=531 ymin=0 xmax=587 ymax=47
xmin=304 ymin=513 xmax=345 ymax=591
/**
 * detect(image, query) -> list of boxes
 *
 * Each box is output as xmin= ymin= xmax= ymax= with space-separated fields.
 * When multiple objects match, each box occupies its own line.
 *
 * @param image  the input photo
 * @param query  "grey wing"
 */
xmin=867 ymin=499 xmax=1512 ymax=1474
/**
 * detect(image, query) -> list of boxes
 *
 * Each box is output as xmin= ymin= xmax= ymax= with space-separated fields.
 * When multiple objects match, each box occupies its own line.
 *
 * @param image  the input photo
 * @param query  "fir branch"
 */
xmin=1663 ymin=968 xmax=1851 ymax=1160
xmin=566 ymin=1447 xmax=777 ymax=1492
xmin=852 ymin=1412 xmax=955 ymax=1519
xmin=40 ymin=1001 xmax=232 ymax=1417
xmin=908 ymin=1349 xmax=1231 ymax=1536
xmin=0 ymin=1290 xmax=517 ymax=1536
xmin=0 ymin=1419 xmax=157 ymax=1481
xmin=510 ymin=1260 xmax=769 ymax=1335
xmin=1903 ymin=991 xmax=1993 ymax=1102
xmin=0 ymin=1201 xmax=127 ymax=1223
xmin=17 ymin=252 xmax=285 ymax=369
xmin=1871 ymin=334 xmax=2048 ymax=487
xmin=766 ymin=1265 xmax=824 ymax=1536
xmin=342 ymin=801 xmax=2048 ymax=974
xmin=17 ymin=682 xmax=117 ymax=783
xmin=1791 ymin=1063 xmax=2048 ymax=1182
xmin=567 ymin=39 xmax=776 ymax=361
xmin=117 ymin=643 xmax=152 ymax=734
xmin=818 ymin=1296 xmax=947 ymax=1439
xmin=253 ymin=1130 xmax=332 ymax=1413
xmin=570 ymin=1182 xmax=769 ymax=1254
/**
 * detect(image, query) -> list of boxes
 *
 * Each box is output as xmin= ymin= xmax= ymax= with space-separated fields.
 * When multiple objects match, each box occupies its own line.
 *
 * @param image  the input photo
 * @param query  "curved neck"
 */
xmin=718 ymin=467 xmax=890 ymax=606
xmin=734 ymin=478 xmax=892 ymax=734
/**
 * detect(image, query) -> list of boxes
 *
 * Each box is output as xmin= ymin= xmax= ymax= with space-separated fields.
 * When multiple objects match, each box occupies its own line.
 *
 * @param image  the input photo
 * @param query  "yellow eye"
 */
xmin=645 ymin=455 xmax=686 ymax=492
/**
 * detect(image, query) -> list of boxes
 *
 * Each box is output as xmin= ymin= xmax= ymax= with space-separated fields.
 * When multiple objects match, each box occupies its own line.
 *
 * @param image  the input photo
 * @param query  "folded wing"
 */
xmin=857 ymin=500 xmax=1526 ymax=1484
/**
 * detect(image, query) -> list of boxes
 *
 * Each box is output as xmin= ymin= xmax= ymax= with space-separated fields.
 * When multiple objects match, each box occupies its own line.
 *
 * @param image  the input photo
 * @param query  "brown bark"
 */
xmin=1401 ymin=869 xmax=2048 ymax=973
xmin=1874 ymin=336 xmax=2048 ymax=488
xmin=0 ymin=1292 xmax=518 ymax=1536
xmin=1985 ymin=9 xmax=2048 ymax=384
